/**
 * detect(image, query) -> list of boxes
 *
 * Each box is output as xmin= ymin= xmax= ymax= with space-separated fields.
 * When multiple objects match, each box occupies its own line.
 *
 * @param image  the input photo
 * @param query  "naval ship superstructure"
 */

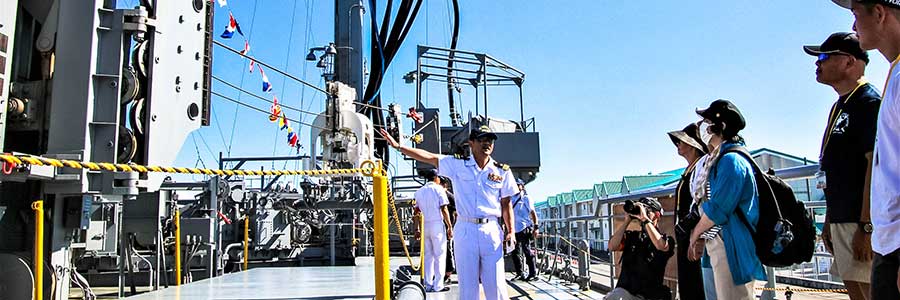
xmin=0 ymin=0 xmax=554 ymax=299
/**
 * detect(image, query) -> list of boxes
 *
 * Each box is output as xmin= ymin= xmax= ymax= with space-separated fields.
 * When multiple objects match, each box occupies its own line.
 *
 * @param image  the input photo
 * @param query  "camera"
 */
xmin=623 ymin=199 xmax=642 ymax=215
xmin=675 ymin=210 xmax=701 ymax=237
xmin=771 ymin=220 xmax=794 ymax=254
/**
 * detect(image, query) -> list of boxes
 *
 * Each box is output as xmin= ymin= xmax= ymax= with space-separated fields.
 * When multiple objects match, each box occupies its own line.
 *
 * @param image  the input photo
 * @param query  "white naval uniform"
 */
xmin=414 ymin=182 xmax=451 ymax=292
xmin=438 ymin=154 xmax=519 ymax=300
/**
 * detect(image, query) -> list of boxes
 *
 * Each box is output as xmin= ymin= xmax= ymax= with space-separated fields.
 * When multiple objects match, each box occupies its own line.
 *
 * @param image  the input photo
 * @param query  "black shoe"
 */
xmin=525 ymin=275 xmax=538 ymax=281
xmin=438 ymin=287 xmax=451 ymax=292
xmin=510 ymin=274 xmax=525 ymax=281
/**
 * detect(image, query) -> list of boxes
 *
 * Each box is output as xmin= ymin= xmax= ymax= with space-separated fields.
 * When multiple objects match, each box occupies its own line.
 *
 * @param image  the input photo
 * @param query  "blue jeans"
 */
xmin=702 ymin=266 xmax=717 ymax=300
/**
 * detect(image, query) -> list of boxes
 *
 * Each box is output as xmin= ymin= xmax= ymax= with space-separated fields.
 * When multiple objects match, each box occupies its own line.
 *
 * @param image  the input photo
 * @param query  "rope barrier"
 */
xmin=386 ymin=187 xmax=422 ymax=271
xmin=0 ymin=153 xmax=371 ymax=177
xmin=537 ymin=233 xmax=605 ymax=263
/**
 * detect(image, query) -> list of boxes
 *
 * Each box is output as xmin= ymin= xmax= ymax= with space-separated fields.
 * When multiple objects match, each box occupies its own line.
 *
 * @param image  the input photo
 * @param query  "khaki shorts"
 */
xmin=828 ymin=223 xmax=873 ymax=283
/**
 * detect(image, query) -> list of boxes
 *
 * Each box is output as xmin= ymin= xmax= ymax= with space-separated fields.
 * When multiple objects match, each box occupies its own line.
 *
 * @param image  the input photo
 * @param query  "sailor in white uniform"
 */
xmin=413 ymin=169 xmax=453 ymax=292
xmin=380 ymin=125 xmax=518 ymax=300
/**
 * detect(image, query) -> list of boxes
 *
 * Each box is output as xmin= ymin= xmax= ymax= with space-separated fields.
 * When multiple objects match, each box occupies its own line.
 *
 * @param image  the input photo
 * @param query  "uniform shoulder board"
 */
xmin=493 ymin=161 xmax=510 ymax=171
xmin=453 ymin=153 xmax=465 ymax=159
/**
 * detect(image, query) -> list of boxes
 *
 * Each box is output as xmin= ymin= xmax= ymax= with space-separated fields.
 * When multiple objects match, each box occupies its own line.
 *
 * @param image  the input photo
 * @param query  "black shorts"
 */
xmin=871 ymin=247 xmax=900 ymax=300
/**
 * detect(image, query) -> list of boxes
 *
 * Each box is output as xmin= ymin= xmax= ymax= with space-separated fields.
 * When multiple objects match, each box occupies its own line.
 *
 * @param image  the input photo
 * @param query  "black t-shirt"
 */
xmin=820 ymin=83 xmax=881 ymax=223
xmin=616 ymin=229 xmax=675 ymax=300
xmin=675 ymin=169 xmax=695 ymax=224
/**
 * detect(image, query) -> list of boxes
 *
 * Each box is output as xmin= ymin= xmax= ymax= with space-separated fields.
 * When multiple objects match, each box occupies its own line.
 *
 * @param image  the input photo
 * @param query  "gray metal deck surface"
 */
xmin=124 ymin=257 xmax=603 ymax=300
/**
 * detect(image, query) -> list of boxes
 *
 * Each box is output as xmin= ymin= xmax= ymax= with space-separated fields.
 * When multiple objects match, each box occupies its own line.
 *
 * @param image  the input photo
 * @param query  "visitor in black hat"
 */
xmin=668 ymin=122 xmax=709 ymax=300
xmin=606 ymin=197 xmax=674 ymax=300
xmin=806 ymin=31 xmax=881 ymax=300
xmin=687 ymin=99 xmax=766 ymax=300
xmin=832 ymin=1 xmax=900 ymax=298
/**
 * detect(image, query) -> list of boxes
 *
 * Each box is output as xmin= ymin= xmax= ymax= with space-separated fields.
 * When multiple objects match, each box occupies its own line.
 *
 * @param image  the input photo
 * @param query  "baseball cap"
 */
xmin=639 ymin=197 xmax=663 ymax=213
xmin=696 ymin=99 xmax=746 ymax=132
xmin=667 ymin=122 xmax=708 ymax=154
xmin=418 ymin=168 xmax=438 ymax=179
xmin=803 ymin=32 xmax=869 ymax=64
xmin=468 ymin=125 xmax=498 ymax=140
xmin=832 ymin=0 xmax=900 ymax=9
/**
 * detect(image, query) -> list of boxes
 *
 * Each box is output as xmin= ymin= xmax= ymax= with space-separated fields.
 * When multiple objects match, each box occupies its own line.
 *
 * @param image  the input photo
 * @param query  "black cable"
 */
xmin=363 ymin=0 xmax=413 ymax=104
xmin=395 ymin=0 xmax=424 ymax=56
xmin=379 ymin=0 xmax=394 ymax=44
xmin=446 ymin=0 xmax=460 ymax=126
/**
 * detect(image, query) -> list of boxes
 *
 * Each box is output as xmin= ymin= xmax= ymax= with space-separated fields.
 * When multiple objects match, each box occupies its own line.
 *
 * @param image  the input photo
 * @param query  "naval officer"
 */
xmin=413 ymin=169 xmax=453 ymax=292
xmin=380 ymin=125 xmax=518 ymax=300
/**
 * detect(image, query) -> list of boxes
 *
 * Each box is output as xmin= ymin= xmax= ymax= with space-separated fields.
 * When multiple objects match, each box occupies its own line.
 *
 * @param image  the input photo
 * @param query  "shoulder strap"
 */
xmin=712 ymin=145 xmax=785 ymax=234
xmin=513 ymin=193 xmax=524 ymax=208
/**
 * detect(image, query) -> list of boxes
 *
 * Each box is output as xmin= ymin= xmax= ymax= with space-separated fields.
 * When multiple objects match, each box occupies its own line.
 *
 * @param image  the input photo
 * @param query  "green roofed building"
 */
xmin=560 ymin=192 xmax=575 ymax=205
xmin=572 ymin=189 xmax=593 ymax=201
xmin=572 ymin=189 xmax=595 ymax=217
xmin=547 ymin=195 xmax=559 ymax=207
xmin=602 ymin=181 xmax=623 ymax=196
xmin=593 ymin=183 xmax=605 ymax=198
xmin=622 ymin=174 xmax=673 ymax=193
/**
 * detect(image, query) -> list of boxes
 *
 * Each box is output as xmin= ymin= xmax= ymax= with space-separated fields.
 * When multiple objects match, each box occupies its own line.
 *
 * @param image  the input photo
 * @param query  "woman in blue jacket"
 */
xmin=688 ymin=99 xmax=767 ymax=300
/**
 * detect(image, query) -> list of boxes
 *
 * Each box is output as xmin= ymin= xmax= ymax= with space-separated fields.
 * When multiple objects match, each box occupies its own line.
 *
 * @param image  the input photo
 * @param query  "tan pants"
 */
xmin=828 ymin=223 xmax=872 ymax=283
xmin=706 ymin=235 xmax=755 ymax=300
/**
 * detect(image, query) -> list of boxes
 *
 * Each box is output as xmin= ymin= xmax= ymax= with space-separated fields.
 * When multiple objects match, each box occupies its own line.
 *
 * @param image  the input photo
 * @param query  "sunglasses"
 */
xmin=817 ymin=52 xmax=851 ymax=62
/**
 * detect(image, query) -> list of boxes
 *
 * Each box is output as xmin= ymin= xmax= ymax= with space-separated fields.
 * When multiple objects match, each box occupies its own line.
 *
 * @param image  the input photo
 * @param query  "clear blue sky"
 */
xmin=172 ymin=0 xmax=889 ymax=202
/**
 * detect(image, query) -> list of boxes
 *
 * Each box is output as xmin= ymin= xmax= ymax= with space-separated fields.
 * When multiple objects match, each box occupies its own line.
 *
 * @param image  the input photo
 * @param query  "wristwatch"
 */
xmin=641 ymin=220 xmax=651 ymax=227
xmin=861 ymin=222 xmax=874 ymax=234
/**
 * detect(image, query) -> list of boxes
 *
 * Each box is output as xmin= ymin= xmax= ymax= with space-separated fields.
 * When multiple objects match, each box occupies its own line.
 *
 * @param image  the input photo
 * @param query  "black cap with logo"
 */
xmin=696 ymin=99 xmax=746 ymax=132
xmin=803 ymin=32 xmax=869 ymax=64
xmin=832 ymin=0 xmax=900 ymax=10
xmin=468 ymin=125 xmax=498 ymax=140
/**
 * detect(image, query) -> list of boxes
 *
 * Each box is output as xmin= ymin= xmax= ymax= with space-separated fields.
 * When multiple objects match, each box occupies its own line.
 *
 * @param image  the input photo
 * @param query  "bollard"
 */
xmin=372 ymin=162 xmax=389 ymax=300
xmin=32 ymin=200 xmax=44 ymax=300
xmin=576 ymin=239 xmax=590 ymax=291
xmin=761 ymin=266 xmax=775 ymax=300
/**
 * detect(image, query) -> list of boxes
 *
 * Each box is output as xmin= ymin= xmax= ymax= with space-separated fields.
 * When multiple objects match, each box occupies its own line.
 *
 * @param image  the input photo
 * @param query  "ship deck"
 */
xmin=123 ymin=257 xmax=603 ymax=300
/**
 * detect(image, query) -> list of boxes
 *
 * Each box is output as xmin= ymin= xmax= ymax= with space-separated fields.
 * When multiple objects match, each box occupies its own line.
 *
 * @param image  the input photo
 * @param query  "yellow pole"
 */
xmin=32 ymin=200 xmax=44 ymax=300
xmin=373 ymin=162 xmax=389 ymax=300
xmin=243 ymin=217 xmax=249 ymax=271
xmin=418 ymin=217 xmax=424 ymax=272
xmin=175 ymin=210 xmax=181 ymax=286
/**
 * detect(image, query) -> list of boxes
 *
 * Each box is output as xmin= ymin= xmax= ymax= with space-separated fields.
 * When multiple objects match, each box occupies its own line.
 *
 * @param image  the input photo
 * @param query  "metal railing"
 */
xmin=535 ymin=163 xmax=841 ymax=294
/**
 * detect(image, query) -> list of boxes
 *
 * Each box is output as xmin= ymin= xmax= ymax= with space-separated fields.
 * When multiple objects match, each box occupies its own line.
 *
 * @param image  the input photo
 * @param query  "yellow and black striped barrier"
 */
xmin=0 ymin=153 xmax=373 ymax=177
xmin=756 ymin=287 xmax=848 ymax=293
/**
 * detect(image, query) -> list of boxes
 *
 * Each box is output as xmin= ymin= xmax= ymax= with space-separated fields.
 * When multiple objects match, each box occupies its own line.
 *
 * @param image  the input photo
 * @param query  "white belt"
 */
xmin=460 ymin=217 xmax=497 ymax=224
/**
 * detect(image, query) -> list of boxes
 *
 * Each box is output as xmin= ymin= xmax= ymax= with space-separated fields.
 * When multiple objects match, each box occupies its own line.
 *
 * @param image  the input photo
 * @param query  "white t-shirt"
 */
xmin=414 ymin=182 xmax=449 ymax=223
xmin=871 ymin=61 xmax=900 ymax=255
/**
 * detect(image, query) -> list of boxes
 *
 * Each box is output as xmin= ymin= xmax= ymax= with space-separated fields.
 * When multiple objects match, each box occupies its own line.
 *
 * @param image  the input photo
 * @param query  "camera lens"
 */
xmin=623 ymin=200 xmax=639 ymax=215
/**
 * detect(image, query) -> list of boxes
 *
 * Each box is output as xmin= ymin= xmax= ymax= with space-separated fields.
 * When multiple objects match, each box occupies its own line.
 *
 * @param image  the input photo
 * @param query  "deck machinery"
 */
xmin=0 ymin=1 xmax=540 ymax=299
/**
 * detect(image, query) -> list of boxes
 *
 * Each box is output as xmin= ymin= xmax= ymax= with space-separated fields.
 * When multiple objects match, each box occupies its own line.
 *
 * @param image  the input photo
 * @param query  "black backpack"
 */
xmin=713 ymin=146 xmax=816 ymax=267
